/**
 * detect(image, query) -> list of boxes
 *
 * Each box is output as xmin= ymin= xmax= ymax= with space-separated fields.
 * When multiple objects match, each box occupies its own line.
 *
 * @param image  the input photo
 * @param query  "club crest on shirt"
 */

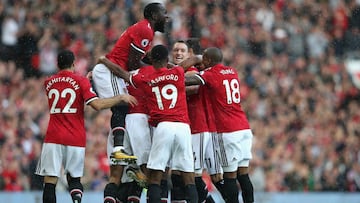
xmin=141 ymin=39 xmax=150 ymax=47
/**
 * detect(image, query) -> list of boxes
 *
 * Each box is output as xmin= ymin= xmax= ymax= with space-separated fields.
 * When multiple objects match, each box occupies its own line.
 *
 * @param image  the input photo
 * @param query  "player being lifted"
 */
xmin=91 ymin=3 xmax=168 ymax=203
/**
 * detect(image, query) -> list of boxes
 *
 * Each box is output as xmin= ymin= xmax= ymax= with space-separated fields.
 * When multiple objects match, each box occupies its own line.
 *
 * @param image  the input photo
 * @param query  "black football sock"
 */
xmin=160 ymin=179 xmax=169 ymax=201
xmin=68 ymin=177 xmax=83 ymax=203
xmin=223 ymin=178 xmax=239 ymax=203
xmin=43 ymin=183 xmax=56 ymax=203
xmin=147 ymin=184 xmax=162 ymax=203
xmin=237 ymin=174 xmax=254 ymax=203
xmin=104 ymin=183 xmax=119 ymax=203
xmin=111 ymin=105 xmax=128 ymax=147
xmin=195 ymin=176 xmax=208 ymax=202
xmin=184 ymin=184 xmax=198 ymax=203
xmin=117 ymin=182 xmax=131 ymax=203
xmin=171 ymin=174 xmax=185 ymax=201
xmin=214 ymin=179 xmax=227 ymax=200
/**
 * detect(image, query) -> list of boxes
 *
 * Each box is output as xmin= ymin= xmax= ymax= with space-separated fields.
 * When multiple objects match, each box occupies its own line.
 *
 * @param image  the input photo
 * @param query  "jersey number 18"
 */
xmin=223 ymin=79 xmax=240 ymax=104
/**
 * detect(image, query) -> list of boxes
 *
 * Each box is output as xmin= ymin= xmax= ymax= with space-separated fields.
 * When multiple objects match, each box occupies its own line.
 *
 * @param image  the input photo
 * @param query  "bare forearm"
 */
xmin=99 ymin=57 xmax=131 ymax=82
xmin=89 ymin=97 xmax=124 ymax=111
xmin=179 ymin=55 xmax=202 ymax=70
xmin=89 ymin=94 xmax=137 ymax=111
xmin=185 ymin=75 xmax=203 ymax=86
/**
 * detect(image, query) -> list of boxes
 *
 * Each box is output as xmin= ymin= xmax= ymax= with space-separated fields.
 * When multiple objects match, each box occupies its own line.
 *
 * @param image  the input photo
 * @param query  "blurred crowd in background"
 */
xmin=1 ymin=0 xmax=360 ymax=193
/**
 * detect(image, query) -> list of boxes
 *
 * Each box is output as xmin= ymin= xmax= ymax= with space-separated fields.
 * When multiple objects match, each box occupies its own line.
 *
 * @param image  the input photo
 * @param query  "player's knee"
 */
xmin=210 ymin=173 xmax=223 ymax=183
xmin=237 ymin=165 xmax=249 ymax=175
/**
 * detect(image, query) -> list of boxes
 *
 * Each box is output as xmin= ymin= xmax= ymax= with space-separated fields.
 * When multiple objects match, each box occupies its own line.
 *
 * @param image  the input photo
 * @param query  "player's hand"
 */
xmin=179 ymin=55 xmax=203 ymax=69
xmin=118 ymin=94 xmax=138 ymax=107
xmin=86 ymin=71 xmax=92 ymax=80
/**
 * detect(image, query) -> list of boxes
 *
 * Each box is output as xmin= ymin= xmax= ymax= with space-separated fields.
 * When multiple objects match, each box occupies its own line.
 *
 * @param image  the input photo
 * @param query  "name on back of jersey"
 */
xmin=150 ymin=74 xmax=179 ymax=85
xmin=220 ymin=69 xmax=235 ymax=75
xmin=46 ymin=76 xmax=80 ymax=91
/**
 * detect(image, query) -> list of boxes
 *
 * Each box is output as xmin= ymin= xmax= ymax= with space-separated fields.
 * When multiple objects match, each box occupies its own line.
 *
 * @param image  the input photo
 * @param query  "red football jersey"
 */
xmin=196 ymin=64 xmax=250 ymax=133
xmin=199 ymin=85 xmax=217 ymax=132
xmin=106 ymin=19 xmax=154 ymax=71
xmin=130 ymin=66 xmax=190 ymax=126
xmin=186 ymin=67 xmax=209 ymax=134
xmin=44 ymin=70 xmax=98 ymax=147
xmin=127 ymin=66 xmax=155 ymax=114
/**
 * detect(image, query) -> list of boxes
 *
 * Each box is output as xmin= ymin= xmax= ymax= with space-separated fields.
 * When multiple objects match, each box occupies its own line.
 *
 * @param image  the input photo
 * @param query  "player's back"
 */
xmin=127 ymin=66 xmax=156 ymax=114
xmin=134 ymin=66 xmax=190 ymax=126
xmin=106 ymin=19 xmax=154 ymax=71
xmin=44 ymin=70 xmax=97 ymax=147
xmin=200 ymin=64 xmax=250 ymax=133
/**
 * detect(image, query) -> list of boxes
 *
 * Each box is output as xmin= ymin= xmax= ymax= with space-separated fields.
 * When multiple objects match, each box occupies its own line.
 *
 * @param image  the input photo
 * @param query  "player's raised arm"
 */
xmin=179 ymin=55 xmax=203 ymax=70
xmin=98 ymin=56 xmax=131 ymax=82
xmin=185 ymin=74 xmax=204 ymax=86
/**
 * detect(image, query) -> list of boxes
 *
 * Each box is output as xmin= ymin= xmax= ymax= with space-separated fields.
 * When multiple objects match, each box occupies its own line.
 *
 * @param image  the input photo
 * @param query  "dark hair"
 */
xmin=144 ymin=2 xmax=162 ymax=20
xmin=186 ymin=38 xmax=202 ymax=55
xmin=205 ymin=47 xmax=223 ymax=63
xmin=172 ymin=40 xmax=187 ymax=47
xmin=57 ymin=50 xmax=75 ymax=69
xmin=151 ymin=45 xmax=168 ymax=62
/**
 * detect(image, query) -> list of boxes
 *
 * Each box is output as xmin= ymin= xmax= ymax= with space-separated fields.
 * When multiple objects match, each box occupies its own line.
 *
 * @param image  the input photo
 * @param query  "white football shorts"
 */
xmin=92 ymin=63 xmax=128 ymax=98
xmin=217 ymin=129 xmax=253 ymax=173
xmin=35 ymin=143 xmax=85 ymax=178
xmin=147 ymin=121 xmax=194 ymax=173
xmin=125 ymin=113 xmax=151 ymax=166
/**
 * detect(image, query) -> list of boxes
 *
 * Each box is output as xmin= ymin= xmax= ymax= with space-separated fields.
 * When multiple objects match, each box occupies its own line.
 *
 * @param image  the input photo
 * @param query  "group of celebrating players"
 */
xmin=35 ymin=2 xmax=255 ymax=203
